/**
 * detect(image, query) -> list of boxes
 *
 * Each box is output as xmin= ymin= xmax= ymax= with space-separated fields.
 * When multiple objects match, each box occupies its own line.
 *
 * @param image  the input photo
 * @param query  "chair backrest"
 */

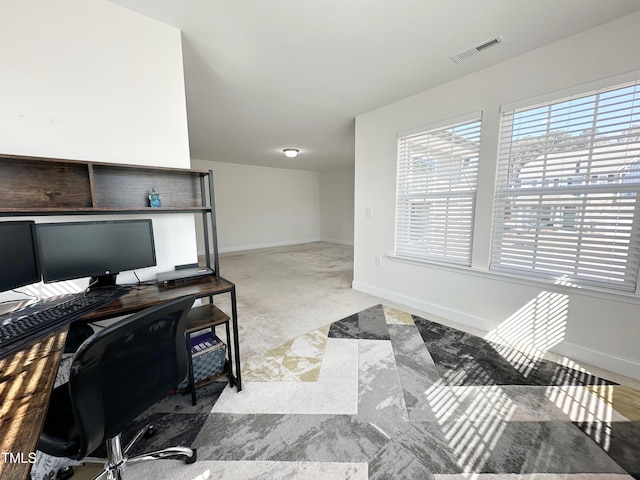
xmin=68 ymin=295 xmax=194 ymax=457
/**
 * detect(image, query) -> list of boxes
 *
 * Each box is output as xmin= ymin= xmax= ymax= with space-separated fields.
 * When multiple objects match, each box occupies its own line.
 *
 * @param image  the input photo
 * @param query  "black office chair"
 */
xmin=38 ymin=295 xmax=197 ymax=479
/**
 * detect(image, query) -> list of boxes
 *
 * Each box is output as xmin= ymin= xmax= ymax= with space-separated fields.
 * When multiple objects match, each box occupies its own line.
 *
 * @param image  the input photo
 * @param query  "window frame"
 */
xmin=394 ymin=112 xmax=482 ymax=267
xmin=491 ymin=79 xmax=640 ymax=293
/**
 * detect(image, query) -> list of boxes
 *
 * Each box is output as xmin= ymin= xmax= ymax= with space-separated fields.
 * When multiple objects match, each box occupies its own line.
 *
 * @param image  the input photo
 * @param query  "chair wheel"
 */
xmin=143 ymin=425 xmax=156 ymax=439
xmin=57 ymin=466 xmax=74 ymax=479
xmin=185 ymin=448 xmax=197 ymax=464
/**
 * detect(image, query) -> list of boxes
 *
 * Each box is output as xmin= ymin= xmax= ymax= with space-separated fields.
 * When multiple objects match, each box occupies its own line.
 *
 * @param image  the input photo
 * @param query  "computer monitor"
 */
xmin=35 ymin=219 xmax=157 ymax=288
xmin=0 ymin=221 xmax=40 ymax=292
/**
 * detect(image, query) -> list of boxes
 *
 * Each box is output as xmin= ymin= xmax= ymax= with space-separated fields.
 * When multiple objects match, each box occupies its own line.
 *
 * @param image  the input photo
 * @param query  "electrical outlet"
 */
xmin=375 ymin=256 xmax=382 ymax=267
xmin=366 ymin=207 xmax=373 ymax=218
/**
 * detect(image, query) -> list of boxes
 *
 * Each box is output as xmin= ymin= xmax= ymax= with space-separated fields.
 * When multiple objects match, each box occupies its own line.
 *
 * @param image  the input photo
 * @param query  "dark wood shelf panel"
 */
xmin=92 ymin=164 xmax=202 ymax=209
xmin=193 ymin=370 xmax=229 ymax=389
xmin=0 ymin=153 xmax=206 ymax=174
xmin=0 ymin=207 xmax=212 ymax=216
xmin=0 ymin=157 xmax=92 ymax=210
xmin=0 ymin=154 xmax=210 ymax=213
xmin=185 ymin=303 xmax=230 ymax=333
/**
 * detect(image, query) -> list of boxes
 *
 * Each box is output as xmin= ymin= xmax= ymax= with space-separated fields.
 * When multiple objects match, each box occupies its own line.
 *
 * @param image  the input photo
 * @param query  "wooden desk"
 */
xmin=0 ymin=275 xmax=241 ymax=480
xmin=0 ymin=328 xmax=68 ymax=480
xmin=84 ymin=275 xmax=242 ymax=392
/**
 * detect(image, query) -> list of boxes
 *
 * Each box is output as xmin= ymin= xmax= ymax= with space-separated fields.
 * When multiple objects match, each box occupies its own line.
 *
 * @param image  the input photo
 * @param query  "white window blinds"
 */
xmin=492 ymin=79 xmax=640 ymax=292
xmin=395 ymin=116 xmax=481 ymax=266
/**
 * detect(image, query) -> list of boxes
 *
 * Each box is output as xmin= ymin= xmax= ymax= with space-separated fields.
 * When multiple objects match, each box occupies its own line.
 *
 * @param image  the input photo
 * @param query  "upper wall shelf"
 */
xmin=0 ymin=154 xmax=211 ymax=216
xmin=0 ymin=153 xmax=220 ymax=277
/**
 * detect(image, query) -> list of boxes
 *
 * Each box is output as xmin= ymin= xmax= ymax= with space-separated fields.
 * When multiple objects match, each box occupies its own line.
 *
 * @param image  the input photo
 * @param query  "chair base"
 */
xmin=80 ymin=424 xmax=196 ymax=480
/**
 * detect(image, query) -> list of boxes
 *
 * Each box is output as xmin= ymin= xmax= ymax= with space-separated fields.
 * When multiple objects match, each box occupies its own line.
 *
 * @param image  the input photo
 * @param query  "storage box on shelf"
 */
xmin=179 ymin=329 xmax=226 ymax=390
xmin=182 ymin=301 xmax=235 ymax=403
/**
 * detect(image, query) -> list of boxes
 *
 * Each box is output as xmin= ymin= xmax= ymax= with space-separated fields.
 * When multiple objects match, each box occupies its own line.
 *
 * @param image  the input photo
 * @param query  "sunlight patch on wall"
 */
xmin=485 ymin=291 xmax=568 ymax=377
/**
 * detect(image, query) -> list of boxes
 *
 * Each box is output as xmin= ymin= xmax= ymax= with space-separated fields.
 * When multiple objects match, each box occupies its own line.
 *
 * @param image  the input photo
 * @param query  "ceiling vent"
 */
xmin=450 ymin=35 xmax=505 ymax=64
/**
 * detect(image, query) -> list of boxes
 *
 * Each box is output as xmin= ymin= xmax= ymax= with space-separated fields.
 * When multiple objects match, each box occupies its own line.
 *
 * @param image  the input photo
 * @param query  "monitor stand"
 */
xmin=89 ymin=274 xmax=118 ymax=290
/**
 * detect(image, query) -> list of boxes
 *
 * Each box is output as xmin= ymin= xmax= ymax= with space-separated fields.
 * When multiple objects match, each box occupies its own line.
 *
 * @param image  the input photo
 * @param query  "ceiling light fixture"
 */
xmin=283 ymin=148 xmax=299 ymax=158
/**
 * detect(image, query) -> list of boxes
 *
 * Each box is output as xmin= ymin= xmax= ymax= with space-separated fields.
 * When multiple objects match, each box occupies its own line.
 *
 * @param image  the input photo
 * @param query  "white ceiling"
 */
xmin=108 ymin=0 xmax=640 ymax=171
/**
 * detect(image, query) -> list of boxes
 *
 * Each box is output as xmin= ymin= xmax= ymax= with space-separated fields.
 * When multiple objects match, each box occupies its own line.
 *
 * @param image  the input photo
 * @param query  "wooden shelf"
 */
xmin=0 ymin=153 xmax=225 ymax=351
xmin=0 ymin=207 xmax=213 ymax=216
xmin=193 ymin=369 xmax=229 ymax=389
xmin=184 ymin=302 xmax=234 ymax=402
xmin=0 ymin=154 xmax=209 ymax=214
xmin=92 ymin=164 xmax=202 ymax=209
xmin=185 ymin=303 xmax=230 ymax=332
xmin=0 ymin=156 xmax=92 ymax=210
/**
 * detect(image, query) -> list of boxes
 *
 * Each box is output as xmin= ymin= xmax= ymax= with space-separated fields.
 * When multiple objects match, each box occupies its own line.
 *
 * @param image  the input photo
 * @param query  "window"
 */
xmin=395 ymin=115 xmax=481 ymax=266
xmin=492 ymin=80 xmax=640 ymax=292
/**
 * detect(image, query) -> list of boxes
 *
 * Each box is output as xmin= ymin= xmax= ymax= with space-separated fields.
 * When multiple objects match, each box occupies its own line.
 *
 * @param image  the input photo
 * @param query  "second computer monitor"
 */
xmin=35 ymin=219 xmax=157 ymax=288
xmin=0 ymin=221 xmax=40 ymax=293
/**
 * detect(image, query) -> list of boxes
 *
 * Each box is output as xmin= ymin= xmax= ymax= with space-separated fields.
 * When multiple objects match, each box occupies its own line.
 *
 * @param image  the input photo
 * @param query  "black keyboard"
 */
xmin=0 ymin=287 xmax=129 ymax=359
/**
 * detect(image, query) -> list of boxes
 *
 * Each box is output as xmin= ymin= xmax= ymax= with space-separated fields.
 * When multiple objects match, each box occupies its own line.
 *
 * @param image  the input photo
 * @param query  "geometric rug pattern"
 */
xmin=73 ymin=304 xmax=640 ymax=480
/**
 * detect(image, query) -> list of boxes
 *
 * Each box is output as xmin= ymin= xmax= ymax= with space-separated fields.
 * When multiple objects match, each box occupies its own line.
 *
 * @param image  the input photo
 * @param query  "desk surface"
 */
xmin=0 ymin=328 xmax=67 ymax=480
xmin=0 ymin=275 xmax=235 ymax=480
xmin=83 ymin=275 xmax=235 ymax=322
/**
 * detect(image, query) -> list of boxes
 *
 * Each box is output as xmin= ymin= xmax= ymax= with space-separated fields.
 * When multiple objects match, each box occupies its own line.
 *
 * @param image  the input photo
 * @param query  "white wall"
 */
xmin=0 ymin=0 xmax=190 ymax=167
xmin=0 ymin=0 xmax=196 ymax=297
xmin=354 ymin=12 xmax=640 ymax=379
xmin=320 ymin=166 xmax=355 ymax=245
xmin=192 ymin=159 xmax=322 ymax=253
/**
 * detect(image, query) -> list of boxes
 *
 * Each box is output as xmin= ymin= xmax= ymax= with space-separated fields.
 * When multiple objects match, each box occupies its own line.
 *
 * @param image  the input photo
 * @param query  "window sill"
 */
xmin=388 ymin=254 xmax=640 ymax=306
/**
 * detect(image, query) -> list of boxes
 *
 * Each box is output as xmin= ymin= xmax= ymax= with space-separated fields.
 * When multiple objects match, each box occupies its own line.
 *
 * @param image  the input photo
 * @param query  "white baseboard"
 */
xmin=352 ymin=280 xmax=640 ymax=381
xmin=352 ymin=281 xmax=501 ymax=332
xmin=551 ymin=341 xmax=640 ymax=381
xmin=319 ymin=237 xmax=354 ymax=246
xmin=201 ymin=238 xmax=353 ymax=255
xmin=204 ymin=238 xmax=321 ymax=255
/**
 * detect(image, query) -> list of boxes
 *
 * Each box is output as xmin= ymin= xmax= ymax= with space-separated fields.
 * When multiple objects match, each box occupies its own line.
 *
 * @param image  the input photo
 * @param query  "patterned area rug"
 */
xmin=73 ymin=304 xmax=640 ymax=480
